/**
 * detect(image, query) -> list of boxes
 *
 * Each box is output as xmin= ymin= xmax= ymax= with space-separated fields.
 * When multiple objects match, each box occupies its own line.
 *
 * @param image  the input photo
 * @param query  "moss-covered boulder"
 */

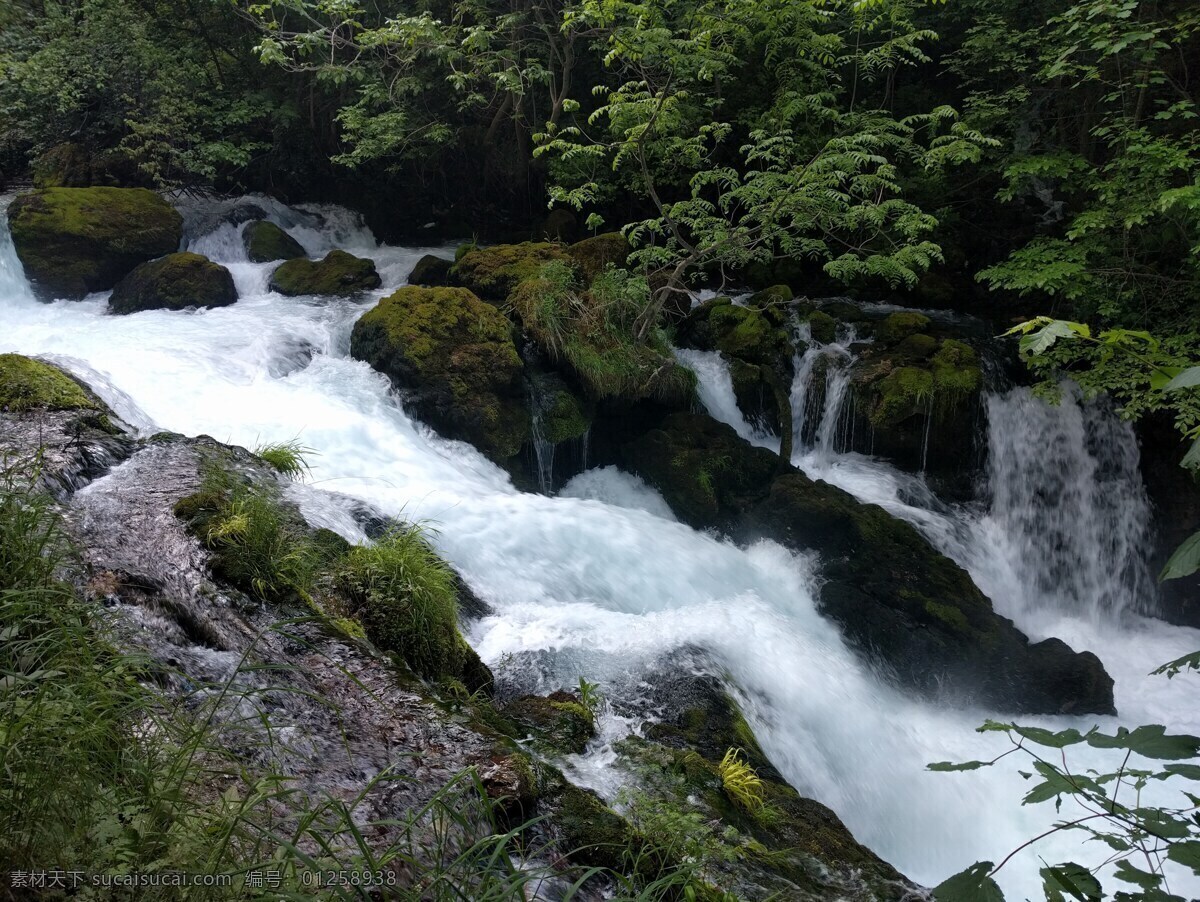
xmin=350 ymin=286 xmax=530 ymax=463
xmin=501 ymin=691 xmax=596 ymax=754
xmin=407 ymin=254 xmax=452 ymax=287
xmin=874 ymin=310 xmax=931 ymax=343
xmin=9 ymin=187 xmax=183 ymax=300
xmin=450 ymin=242 xmax=572 ymax=302
xmin=269 ymin=249 xmax=381 ymax=296
xmin=621 ymin=412 xmax=1115 ymax=715
xmin=108 ymin=252 xmax=237 ymax=314
xmin=679 ymin=298 xmax=792 ymax=369
xmin=805 ymin=310 xmax=837 ymax=344
xmin=566 ymin=232 xmax=628 ymax=284
xmin=532 ymin=370 xmax=592 ymax=444
xmin=31 ymin=143 xmax=93 ymax=188
xmin=0 ymin=354 xmax=97 ymax=412
xmin=243 ymin=220 xmax=305 ymax=263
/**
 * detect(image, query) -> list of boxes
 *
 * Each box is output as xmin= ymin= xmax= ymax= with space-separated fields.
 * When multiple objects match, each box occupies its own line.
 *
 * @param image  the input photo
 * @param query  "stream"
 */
xmin=2 ymin=194 xmax=1198 ymax=899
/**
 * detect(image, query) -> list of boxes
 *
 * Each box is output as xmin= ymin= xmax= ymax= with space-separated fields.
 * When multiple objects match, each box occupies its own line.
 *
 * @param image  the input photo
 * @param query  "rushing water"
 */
xmin=2 ymin=195 xmax=1199 ymax=899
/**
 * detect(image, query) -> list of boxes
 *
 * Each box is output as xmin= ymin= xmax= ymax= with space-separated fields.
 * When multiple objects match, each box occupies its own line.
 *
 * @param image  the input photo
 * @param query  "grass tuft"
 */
xmin=717 ymin=748 xmax=765 ymax=813
xmin=254 ymin=439 xmax=314 ymax=480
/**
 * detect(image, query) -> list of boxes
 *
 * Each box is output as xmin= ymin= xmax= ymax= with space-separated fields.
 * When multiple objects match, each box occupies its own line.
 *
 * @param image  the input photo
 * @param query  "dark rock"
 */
xmin=540 ymin=208 xmax=577 ymax=243
xmin=243 ymin=220 xmax=305 ymax=263
xmin=108 ymin=252 xmax=237 ymax=314
xmin=31 ymin=143 xmax=94 ymax=188
xmin=269 ymin=249 xmax=381 ymax=296
xmin=350 ymin=285 xmax=530 ymax=463
xmin=9 ymin=187 xmax=183 ymax=300
xmin=621 ymin=411 xmax=1115 ymax=715
xmin=567 ymin=233 xmax=628 ymax=284
xmin=679 ymin=297 xmax=792 ymax=370
xmin=501 ymin=691 xmax=596 ymax=754
xmin=407 ymin=253 xmax=452 ymax=287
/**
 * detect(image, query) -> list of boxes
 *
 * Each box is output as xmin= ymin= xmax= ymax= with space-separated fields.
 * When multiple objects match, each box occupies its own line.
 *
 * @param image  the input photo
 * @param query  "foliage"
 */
xmin=717 ymin=748 xmax=765 ymax=813
xmin=254 ymin=439 xmax=313 ymax=480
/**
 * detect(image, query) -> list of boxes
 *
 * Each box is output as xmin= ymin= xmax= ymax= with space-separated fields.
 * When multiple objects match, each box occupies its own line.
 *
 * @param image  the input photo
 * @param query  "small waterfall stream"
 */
xmin=2 ymin=193 xmax=1198 ymax=899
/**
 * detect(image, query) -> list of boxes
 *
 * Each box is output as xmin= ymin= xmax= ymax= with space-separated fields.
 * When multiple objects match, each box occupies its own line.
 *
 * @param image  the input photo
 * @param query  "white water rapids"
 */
xmin=2 ymin=195 xmax=1198 ymax=900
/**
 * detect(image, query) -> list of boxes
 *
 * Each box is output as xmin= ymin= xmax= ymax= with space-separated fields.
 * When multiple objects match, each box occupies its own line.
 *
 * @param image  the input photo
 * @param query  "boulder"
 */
xmin=350 ymin=286 xmax=530 ymax=463
xmin=450 ymin=242 xmax=572 ymax=302
xmin=243 ymin=220 xmax=305 ymax=263
xmin=622 ymin=412 xmax=1115 ymax=715
xmin=269 ymin=249 xmax=381 ymax=296
xmin=678 ymin=297 xmax=792 ymax=370
xmin=0 ymin=353 xmax=98 ymax=413
xmin=9 ymin=187 xmax=183 ymax=300
xmin=108 ymin=252 xmax=237 ymax=314
xmin=501 ymin=691 xmax=596 ymax=754
xmin=566 ymin=232 xmax=628 ymax=284
xmin=407 ymin=253 xmax=452 ymax=287
xmin=531 ymin=370 xmax=592 ymax=444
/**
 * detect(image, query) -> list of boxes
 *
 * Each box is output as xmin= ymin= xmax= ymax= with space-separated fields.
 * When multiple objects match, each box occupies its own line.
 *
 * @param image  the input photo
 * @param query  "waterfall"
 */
xmin=0 ymin=205 xmax=34 ymax=305
xmin=530 ymin=413 xmax=557 ymax=494
xmin=788 ymin=321 xmax=859 ymax=458
xmin=2 ymin=198 xmax=1197 ymax=901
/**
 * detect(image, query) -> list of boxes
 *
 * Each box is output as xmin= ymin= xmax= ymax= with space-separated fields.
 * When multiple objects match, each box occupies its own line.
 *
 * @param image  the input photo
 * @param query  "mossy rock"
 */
xmin=538 ymin=772 xmax=633 ymax=871
xmin=0 ymin=354 xmax=97 ymax=412
xmin=450 ymin=242 xmax=572 ymax=301
xmin=269 ymin=249 xmax=381 ymax=297
xmin=9 ymin=187 xmax=183 ymax=300
xmin=893 ymin=332 xmax=938 ymax=360
xmin=108 ymin=252 xmax=237 ymax=314
xmin=350 ymin=286 xmax=530 ymax=462
xmin=533 ymin=371 xmax=592 ymax=444
xmin=243 ymin=221 xmax=305 ymax=264
xmin=501 ymin=691 xmax=596 ymax=754
xmin=679 ymin=298 xmax=791 ymax=369
xmin=728 ymin=358 xmax=783 ymax=435
xmin=806 ymin=310 xmax=837 ymax=345
xmin=874 ymin=310 xmax=931 ymax=344
xmin=566 ymin=232 xmax=628 ymax=284
xmin=407 ymin=254 xmax=452 ymax=287
xmin=746 ymin=283 xmax=793 ymax=312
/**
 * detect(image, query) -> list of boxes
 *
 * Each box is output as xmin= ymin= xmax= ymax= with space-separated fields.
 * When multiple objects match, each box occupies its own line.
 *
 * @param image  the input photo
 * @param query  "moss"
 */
xmin=108 ymin=252 xmax=237 ymax=314
xmin=894 ymin=332 xmax=938 ymax=360
xmin=807 ymin=311 xmax=837 ymax=345
xmin=453 ymin=242 xmax=476 ymax=262
xmin=747 ymin=283 xmax=793 ymax=310
xmin=269 ymin=249 xmax=381 ymax=296
xmin=930 ymin=338 xmax=982 ymax=402
xmin=542 ymin=777 xmax=633 ymax=871
xmin=870 ymin=366 xmax=934 ymax=428
xmin=350 ymin=285 xmax=529 ymax=461
xmin=32 ymin=143 xmax=93 ymax=188
xmin=0 ymin=354 xmax=96 ymax=412
xmin=566 ymin=232 xmax=628 ymax=284
xmin=924 ymin=598 xmax=972 ymax=633
xmin=450 ymin=242 xmax=572 ymax=301
xmin=243 ymin=221 xmax=304 ymax=263
xmin=8 ymin=187 xmax=183 ymax=300
xmin=680 ymin=298 xmax=791 ymax=368
xmin=539 ymin=385 xmax=591 ymax=444
xmin=875 ymin=310 xmax=931 ymax=344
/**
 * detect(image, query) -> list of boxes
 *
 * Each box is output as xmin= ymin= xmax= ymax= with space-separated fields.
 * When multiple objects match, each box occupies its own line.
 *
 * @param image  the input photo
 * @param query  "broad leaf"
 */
xmin=1041 ymin=862 xmax=1102 ymax=902
xmin=1160 ymin=531 xmax=1200 ymax=581
xmin=1163 ymin=366 xmax=1200 ymax=392
xmin=1167 ymin=840 xmax=1200 ymax=874
xmin=933 ymin=862 xmax=1004 ymax=902
xmin=1086 ymin=724 xmax=1200 ymax=760
xmin=928 ymin=760 xmax=991 ymax=772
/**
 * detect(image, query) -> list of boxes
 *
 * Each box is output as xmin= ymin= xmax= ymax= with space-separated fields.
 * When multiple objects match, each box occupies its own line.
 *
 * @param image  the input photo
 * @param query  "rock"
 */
xmin=541 ymin=208 xmax=578 ymax=243
xmin=532 ymin=370 xmax=592 ymax=444
xmin=622 ymin=411 xmax=1115 ymax=715
xmin=108 ymin=252 xmax=237 ymax=314
xmin=873 ymin=310 xmax=931 ymax=343
xmin=0 ymin=353 xmax=99 ymax=413
xmin=269 ymin=249 xmax=381 ymax=296
xmin=243 ymin=220 xmax=305 ymax=263
xmin=501 ymin=691 xmax=596 ymax=754
xmin=9 ymin=187 xmax=183 ymax=300
xmin=566 ymin=233 xmax=628 ymax=284
xmin=806 ymin=310 xmax=837 ymax=344
xmin=450 ymin=242 xmax=572 ymax=302
xmin=678 ymin=298 xmax=792 ymax=370
xmin=350 ymin=286 xmax=530 ymax=463
xmin=407 ymin=253 xmax=452 ymax=287
xmin=729 ymin=358 xmax=784 ymax=435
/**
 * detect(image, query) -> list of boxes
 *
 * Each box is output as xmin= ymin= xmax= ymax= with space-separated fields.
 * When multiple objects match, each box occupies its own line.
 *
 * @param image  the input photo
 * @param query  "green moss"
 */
xmin=924 ymin=598 xmax=972 ymax=633
xmin=930 ymin=339 xmax=983 ymax=402
xmin=108 ymin=252 xmax=237 ymax=314
xmin=450 ymin=242 xmax=572 ymax=301
xmin=540 ymin=387 xmax=591 ymax=444
xmin=8 ymin=187 xmax=183 ymax=300
xmin=0 ymin=355 xmax=96 ymax=413
xmin=566 ymin=232 xmax=628 ymax=284
xmin=747 ymin=284 xmax=793 ymax=308
xmin=350 ymin=286 xmax=529 ymax=461
xmin=243 ymin=221 xmax=304 ymax=263
xmin=501 ymin=693 xmax=596 ymax=754
xmin=870 ymin=366 xmax=934 ymax=428
xmin=543 ymin=778 xmax=633 ymax=871
xmin=875 ymin=310 xmax=931 ymax=344
xmin=269 ymin=249 xmax=381 ymax=296
xmin=894 ymin=332 xmax=938 ymax=360
xmin=454 ymin=242 xmax=476 ymax=262
xmin=807 ymin=311 xmax=837 ymax=345
xmin=32 ymin=143 xmax=93 ymax=188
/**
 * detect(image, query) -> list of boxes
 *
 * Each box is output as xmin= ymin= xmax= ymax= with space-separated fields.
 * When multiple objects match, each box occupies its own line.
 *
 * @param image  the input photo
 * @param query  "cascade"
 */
xmin=1 ymin=193 xmax=1197 ymax=899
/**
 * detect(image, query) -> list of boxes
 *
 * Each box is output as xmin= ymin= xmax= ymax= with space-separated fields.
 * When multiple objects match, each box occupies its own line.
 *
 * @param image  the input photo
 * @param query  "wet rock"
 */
xmin=501 ymin=691 xmax=596 ymax=754
xmin=108 ymin=252 xmax=237 ymax=314
xmin=350 ymin=285 xmax=530 ymax=463
xmin=269 ymin=249 xmax=381 ymax=296
xmin=407 ymin=253 xmax=452 ymax=287
xmin=679 ymin=297 xmax=792 ymax=370
xmin=450 ymin=242 xmax=572 ymax=302
xmin=243 ymin=220 xmax=305 ymax=263
xmin=9 ymin=187 xmax=183 ymax=300
xmin=622 ymin=412 xmax=1116 ymax=715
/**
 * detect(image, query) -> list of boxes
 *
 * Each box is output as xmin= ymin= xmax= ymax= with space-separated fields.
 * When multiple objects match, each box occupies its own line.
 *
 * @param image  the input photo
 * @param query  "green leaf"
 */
xmin=1112 ymin=859 xmax=1162 ymax=890
xmin=1011 ymin=725 xmax=1085 ymax=748
xmin=928 ymin=760 xmax=991 ymax=772
xmin=1159 ymin=763 xmax=1200 ymax=781
xmin=1167 ymin=840 xmax=1200 ymax=874
xmin=1181 ymin=437 xmax=1200 ymax=471
xmin=1150 ymin=367 xmax=1186 ymax=391
xmin=1163 ymin=366 xmax=1200 ymax=392
xmin=933 ymin=862 xmax=1004 ymax=902
xmin=1019 ymin=320 xmax=1080 ymax=357
xmin=1041 ymin=862 xmax=1102 ymax=902
xmin=1086 ymin=725 xmax=1200 ymax=760
xmin=1160 ymin=531 xmax=1200 ymax=581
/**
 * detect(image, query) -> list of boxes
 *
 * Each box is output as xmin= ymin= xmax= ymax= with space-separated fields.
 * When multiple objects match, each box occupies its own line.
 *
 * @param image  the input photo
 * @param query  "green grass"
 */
xmin=717 ymin=748 xmax=765 ymax=813
xmin=335 ymin=524 xmax=469 ymax=681
xmin=253 ymin=439 xmax=314 ymax=480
